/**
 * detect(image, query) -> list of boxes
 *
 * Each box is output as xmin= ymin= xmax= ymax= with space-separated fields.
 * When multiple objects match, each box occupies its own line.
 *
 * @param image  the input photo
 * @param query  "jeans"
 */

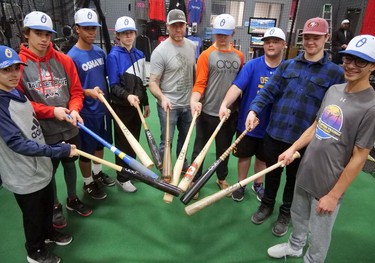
xmin=157 ymin=104 xmax=192 ymax=164
xmin=262 ymin=133 xmax=305 ymax=215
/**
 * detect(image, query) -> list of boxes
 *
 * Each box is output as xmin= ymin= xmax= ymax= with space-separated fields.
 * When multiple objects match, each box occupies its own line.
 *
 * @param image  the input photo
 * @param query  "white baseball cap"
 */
xmin=261 ymin=27 xmax=286 ymax=41
xmin=23 ymin=11 xmax=56 ymax=33
xmin=74 ymin=8 xmax=101 ymax=27
xmin=212 ymin=14 xmax=235 ymax=36
xmin=340 ymin=34 xmax=375 ymax=62
xmin=341 ymin=19 xmax=350 ymax=24
xmin=115 ymin=16 xmax=137 ymax=33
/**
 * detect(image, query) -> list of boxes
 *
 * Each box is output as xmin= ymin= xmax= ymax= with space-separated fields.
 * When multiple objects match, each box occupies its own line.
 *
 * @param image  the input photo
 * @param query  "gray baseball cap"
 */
xmin=167 ymin=9 xmax=186 ymax=25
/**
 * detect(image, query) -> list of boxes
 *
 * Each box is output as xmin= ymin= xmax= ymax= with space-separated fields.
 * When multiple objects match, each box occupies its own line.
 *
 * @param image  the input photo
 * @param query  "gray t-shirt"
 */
xmin=297 ymin=83 xmax=375 ymax=199
xmin=150 ymin=37 xmax=196 ymax=108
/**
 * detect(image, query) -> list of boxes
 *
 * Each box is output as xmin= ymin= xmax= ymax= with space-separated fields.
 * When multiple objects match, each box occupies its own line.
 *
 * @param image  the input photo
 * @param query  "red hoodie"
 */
xmin=18 ymin=42 xmax=84 ymax=144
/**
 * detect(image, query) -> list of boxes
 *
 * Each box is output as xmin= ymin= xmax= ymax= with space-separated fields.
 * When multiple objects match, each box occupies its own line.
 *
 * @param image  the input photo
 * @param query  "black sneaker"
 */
xmin=93 ymin=171 xmax=115 ymax=187
xmin=66 ymin=197 xmax=93 ymax=216
xmin=272 ymin=213 xmax=291 ymax=237
xmin=45 ymin=229 xmax=73 ymax=246
xmin=232 ymin=186 xmax=245 ymax=202
xmin=252 ymin=183 xmax=264 ymax=202
xmin=251 ymin=203 xmax=273 ymax=225
xmin=27 ymin=248 xmax=61 ymax=263
xmin=83 ymin=181 xmax=107 ymax=200
xmin=52 ymin=204 xmax=67 ymax=229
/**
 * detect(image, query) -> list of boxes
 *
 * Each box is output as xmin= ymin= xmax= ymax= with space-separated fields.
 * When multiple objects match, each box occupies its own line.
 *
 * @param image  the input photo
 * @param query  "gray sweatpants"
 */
xmin=288 ymin=186 xmax=341 ymax=263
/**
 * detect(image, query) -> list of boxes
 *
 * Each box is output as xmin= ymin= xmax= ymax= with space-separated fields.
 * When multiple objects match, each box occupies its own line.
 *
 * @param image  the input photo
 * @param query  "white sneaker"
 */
xmin=116 ymin=180 xmax=137 ymax=193
xmin=267 ymin=242 xmax=303 ymax=259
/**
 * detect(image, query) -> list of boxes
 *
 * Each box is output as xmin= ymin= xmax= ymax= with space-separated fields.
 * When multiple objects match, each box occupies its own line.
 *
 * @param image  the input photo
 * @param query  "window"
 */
xmin=211 ymin=1 xmax=245 ymax=27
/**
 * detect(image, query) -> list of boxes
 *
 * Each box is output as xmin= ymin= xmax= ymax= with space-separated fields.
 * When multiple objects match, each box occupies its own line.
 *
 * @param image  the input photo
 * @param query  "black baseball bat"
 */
xmin=135 ymin=103 xmax=163 ymax=169
xmin=76 ymin=149 xmax=180 ymax=196
xmin=180 ymin=129 xmax=249 ymax=204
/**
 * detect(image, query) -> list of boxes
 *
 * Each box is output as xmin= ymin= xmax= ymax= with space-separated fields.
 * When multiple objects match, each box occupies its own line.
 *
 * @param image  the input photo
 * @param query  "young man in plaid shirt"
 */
xmin=245 ymin=17 xmax=345 ymax=237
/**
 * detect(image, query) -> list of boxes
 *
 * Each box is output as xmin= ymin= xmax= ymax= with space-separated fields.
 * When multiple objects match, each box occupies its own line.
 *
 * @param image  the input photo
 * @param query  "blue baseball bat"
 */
xmin=69 ymin=115 xmax=158 ymax=179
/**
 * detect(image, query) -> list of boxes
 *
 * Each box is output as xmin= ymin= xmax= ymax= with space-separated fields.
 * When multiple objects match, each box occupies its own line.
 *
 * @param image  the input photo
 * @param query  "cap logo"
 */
xmin=355 ymin=37 xmax=367 ymax=48
xmin=41 ymin=15 xmax=47 ymax=24
xmin=5 ymin=48 xmax=12 ymax=58
xmin=87 ymin=11 xmax=92 ymax=20
xmin=308 ymin=21 xmax=318 ymax=28
xmin=124 ymin=18 xmax=129 ymax=26
xmin=220 ymin=19 xmax=226 ymax=27
xmin=269 ymin=28 xmax=275 ymax=35
xmin=178 ymin=14 xmax=184 ymax=19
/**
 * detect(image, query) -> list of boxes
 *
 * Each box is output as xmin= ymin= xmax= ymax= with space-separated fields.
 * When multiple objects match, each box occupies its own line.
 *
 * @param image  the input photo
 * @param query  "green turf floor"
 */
xmin=1 ymin=94 xmax=375 ymax=262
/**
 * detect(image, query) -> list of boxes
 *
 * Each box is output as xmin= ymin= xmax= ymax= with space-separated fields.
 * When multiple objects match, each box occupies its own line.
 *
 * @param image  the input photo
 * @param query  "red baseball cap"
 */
xmin=301 ymin=17 xmax=329 ymax=35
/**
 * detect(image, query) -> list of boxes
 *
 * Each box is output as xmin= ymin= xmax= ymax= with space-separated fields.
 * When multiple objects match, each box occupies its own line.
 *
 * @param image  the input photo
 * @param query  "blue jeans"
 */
xmin=157 ymin=104 xmax=192 ymax=165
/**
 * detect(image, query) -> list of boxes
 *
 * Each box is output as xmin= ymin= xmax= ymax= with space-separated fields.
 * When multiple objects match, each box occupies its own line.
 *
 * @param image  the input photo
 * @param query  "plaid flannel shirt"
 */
xmin=250 ymin=51 xmax=345 ymax=144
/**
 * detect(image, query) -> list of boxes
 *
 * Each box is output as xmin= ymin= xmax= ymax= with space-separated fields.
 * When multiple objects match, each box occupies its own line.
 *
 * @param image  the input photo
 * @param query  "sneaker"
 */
xmin=272 ymin=213 xmax=291 ymax=237
xmin=251 ymin=203 xmax=273 ymax=224
xmin=232 ymin=186 xmax=245 ymax=202
xmin=66 ymin=197 xmax=93 ymax=217
xmin=116 ymin=179 xmax=137 ymax=193
xmin=251 ymin=183 xmax=264 ymax=202
xmin=267 ymin=242 xmax=303 ymax=259
xmin=52 ymin=204 xmax=67 ymax=229
xmin=92 ymin=171 xmax=115 ymax=187
xmin=193 ymin=191 xmax=199 ymax=200
xmin=83 ymin=181 xmax=107 ymax=200
xmin=45 ymin=229 xmax=73 ymax=246
xmin=216 ymin=179 xmax=232 ymax=197
xmin=27 ymin=248 xmax=61 ymax=263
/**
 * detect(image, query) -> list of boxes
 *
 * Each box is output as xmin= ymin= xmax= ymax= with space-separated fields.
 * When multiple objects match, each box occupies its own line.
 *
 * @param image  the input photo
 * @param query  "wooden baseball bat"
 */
xmin=163 ymin=111 xmax=198 ymax=203
xmin=76 ymin=149 xmax=180 ymax=196
xmin=367 ymin=155 xmax=375 ymax=162
xmin=162 ymin=109 xmax=172 ymax=182
xmin=98 ymin=94 xmax=154 ymax=169
xmin=180 ymin=128 xmax=249 ymax=204
xmin=70 ymin=115 xmax=158 ymax=179
xmin=135 ymin=103 xmax=163 ymax=169
xmin=178 ymin=111 xmax=230 ymax=192
xmin=185 ymin=152 xmax=301 ymax=216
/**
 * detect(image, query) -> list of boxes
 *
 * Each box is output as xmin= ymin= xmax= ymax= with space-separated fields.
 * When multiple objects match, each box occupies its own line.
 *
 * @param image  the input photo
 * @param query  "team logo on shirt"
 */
xmin=26 ymin=69 xmax=67 ymax=98
xmin=316 ymin=104 xmax=343 ymax=140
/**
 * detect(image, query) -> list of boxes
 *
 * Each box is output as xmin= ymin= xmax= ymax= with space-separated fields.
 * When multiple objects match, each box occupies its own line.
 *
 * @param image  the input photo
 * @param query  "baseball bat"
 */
xmin=185 ymin=152 xmax=301 ymax=216
xmin=178 ymin=111 xmax=230 ymax=192
xmin=69 ymin=115 xmax=158 ymax=179
xmin=163 ymin=111 xmax=198 ymax=203
xmin=98 ymin=94 xmax=154 ymax=169
xmin=368 ymin=155 xmax=375 ymax=162
xmin=76 ymin=149 xmax=180 ymax=196
xmin=162 ymin=109 xmax=172 ymax=182
xmin=180 ymin=128 xmax=249 ymax=204
xmin=135 ymin=103 xmax=163 ymax=169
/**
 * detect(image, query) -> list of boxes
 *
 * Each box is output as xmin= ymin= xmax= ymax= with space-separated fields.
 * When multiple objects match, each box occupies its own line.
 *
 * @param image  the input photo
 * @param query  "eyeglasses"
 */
xmin=342 ymin=55 xmax=369 ymax=68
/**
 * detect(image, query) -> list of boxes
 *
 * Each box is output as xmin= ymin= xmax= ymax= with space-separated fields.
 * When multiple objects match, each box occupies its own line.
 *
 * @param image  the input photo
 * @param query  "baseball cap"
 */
xmin=213 ymin=14 xmax=235 ymax=36
xmin=23 ymin=11 xmax=56 ymax=33
xmin=301 ymin=17 xmax=329 ymax=35
xmin=115 ymin=16 xmax=137 ymax=33
xmin=340 ymin=35 xmax=375 ymax=63
xmin=0 ymin=46 xmax=27 ymax=69
xmin=261 ymin=27 xmax=286 ymax=41
xmin=341 ymin=19 xmax=350 ymax=24
xmin=167 ymin=9 xmax=187 ymax=25
xmin=74 ymin=8 xmax=101 ymax=27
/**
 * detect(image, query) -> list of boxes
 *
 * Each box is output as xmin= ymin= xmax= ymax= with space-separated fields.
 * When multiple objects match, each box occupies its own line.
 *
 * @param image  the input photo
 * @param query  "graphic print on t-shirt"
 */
xmin=316 ymin=104 xmax=343 ymax=140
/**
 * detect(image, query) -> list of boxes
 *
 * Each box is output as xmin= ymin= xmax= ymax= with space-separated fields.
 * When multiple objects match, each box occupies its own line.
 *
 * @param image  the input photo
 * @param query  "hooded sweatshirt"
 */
xmin=17 ymin=43 xmax=84 ymax=144
xmin=106 ymin=45 xmax=148 ymax=108
xmin=0 ymin=88 xmax=71 ymax=194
